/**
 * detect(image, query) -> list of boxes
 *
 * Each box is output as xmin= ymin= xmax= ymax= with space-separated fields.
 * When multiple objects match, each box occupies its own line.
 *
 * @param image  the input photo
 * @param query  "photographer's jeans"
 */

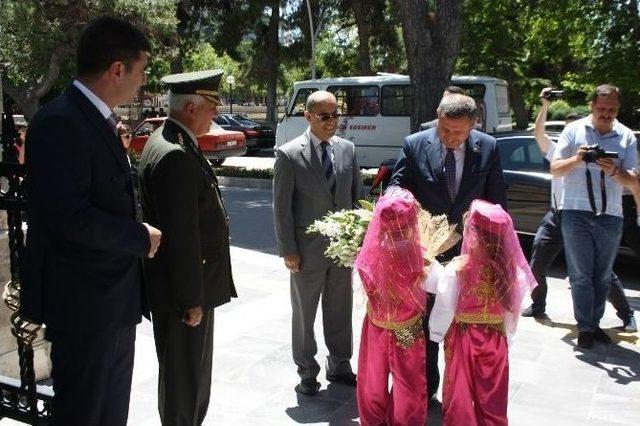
xmin=561 ymin=210 xmax=623 ymax=332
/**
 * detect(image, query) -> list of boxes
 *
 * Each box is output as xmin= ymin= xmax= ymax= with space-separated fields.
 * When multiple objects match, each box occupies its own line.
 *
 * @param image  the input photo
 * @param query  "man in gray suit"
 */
xmin=273 ymin=90 xmax=364 ymax=396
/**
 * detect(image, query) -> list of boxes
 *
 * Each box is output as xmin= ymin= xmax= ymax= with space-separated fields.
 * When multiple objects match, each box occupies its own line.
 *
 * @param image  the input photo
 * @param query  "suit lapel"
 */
xmin=425 ymin=134 xmax=452 ymax=204
xmin=456 ymin=133 xmax=481 ymax=201
xmin=300 ymin=131 xmax=332 ymax=197
xmin=66 ymin=85 xmax=128 ymax=171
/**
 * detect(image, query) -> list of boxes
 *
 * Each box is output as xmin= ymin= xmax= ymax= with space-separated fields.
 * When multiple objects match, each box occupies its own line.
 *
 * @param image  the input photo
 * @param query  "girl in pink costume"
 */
xmin=430 ymin=200 xmax=537 ymax=426
xmin=354 ymin=189 xmax=444 ymax=426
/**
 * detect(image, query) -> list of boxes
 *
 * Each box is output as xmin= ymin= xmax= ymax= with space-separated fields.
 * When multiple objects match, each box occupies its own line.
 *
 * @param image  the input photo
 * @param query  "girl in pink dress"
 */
xmin=354 ymin=189 xmax=444 ymax=426
xmin=430 ymin=200 xmax=537 ymax=426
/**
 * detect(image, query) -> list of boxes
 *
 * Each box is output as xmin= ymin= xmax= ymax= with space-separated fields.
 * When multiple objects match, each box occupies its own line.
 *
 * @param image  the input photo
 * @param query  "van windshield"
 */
xmin=289 ymin=88 xmax=318 ymax=116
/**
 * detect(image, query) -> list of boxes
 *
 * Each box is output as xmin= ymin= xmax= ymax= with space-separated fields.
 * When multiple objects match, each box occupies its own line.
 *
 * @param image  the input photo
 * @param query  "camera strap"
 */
xmin=585 ymin=166 xmax=607 ymax=215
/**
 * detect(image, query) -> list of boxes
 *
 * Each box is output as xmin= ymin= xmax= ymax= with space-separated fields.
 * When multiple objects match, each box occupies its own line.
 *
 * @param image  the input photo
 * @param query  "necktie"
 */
xmin=321 ymin=141 xmax=336 ymax=194
xmin=107 ymin=113 xmax=119 ymax=135
xmin=444 ymin=148 xmax=456 ymax=200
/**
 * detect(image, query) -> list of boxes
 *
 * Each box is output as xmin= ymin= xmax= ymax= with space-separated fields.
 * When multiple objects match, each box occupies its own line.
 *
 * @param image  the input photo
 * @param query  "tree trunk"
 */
xmin=508 ymin=82 xmax=529 ymax=129
xmin=265 ymin=0 xmax=280 ymax=123
xmin=348 ymin=0 xmax=373 ymax=75
xmin=393 ymin=0 xmax=463 ymax=132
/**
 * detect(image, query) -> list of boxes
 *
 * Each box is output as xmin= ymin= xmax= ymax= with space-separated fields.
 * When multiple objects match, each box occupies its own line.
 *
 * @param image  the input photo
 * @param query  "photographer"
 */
xmin=523 ymin=88 xmax=636 ymax=333
xmin=551 ymin=85 xmax=638 ymax=349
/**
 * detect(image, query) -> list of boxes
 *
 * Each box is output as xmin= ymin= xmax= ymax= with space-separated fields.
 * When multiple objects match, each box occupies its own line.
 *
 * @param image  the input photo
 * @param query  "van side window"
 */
xmin=381 ymin=85 xmax=412 ymax=116
xmin=289 ymin=88 xmax=318 ymax=116
xmin=495 ymin=85 xmax=510 ymax=114
xmin=327 ymin=85 xmax=379 ymax=116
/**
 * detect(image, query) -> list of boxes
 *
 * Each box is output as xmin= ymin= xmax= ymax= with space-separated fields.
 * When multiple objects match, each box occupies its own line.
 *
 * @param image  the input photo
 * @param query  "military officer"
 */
xmin=138 ymin=70 xmax=237 ymax=426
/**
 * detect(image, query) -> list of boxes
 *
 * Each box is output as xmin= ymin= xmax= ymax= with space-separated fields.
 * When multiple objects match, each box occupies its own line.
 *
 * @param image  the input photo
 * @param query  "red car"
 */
xmin=130 ymin=117 xmax=246 ymax=166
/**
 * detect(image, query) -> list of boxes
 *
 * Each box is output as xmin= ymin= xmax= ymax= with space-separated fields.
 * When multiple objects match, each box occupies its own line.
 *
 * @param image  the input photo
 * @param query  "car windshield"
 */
xmin=231 ymin=114 xmax=257 ymax=126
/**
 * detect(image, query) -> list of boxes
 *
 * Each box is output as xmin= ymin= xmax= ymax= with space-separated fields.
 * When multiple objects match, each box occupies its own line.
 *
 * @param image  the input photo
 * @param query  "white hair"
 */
xmin=168 ymin=93 xmax=206 ymax=115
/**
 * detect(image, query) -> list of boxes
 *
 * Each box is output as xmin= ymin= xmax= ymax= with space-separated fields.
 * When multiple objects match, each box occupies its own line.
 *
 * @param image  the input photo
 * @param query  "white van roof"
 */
xmin=293 ymin=73 xmax=508 ymax=87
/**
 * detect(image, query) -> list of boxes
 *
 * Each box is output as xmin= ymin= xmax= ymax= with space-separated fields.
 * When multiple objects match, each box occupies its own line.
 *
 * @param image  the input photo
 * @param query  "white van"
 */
xmin=275 ymin=73 xmax=512 ymax=168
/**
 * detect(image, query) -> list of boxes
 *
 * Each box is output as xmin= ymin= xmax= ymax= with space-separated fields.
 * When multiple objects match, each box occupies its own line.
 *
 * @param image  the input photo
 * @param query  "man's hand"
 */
xmin=143 ymin=223 xmax=162 ymax=258
xmin=182 ymin=306 xmax=203 ymax=327
xmin=596 ymin=157 xmax=618 ymax=176
xmin=540 ymin=87 xmax=552 ymax=107
xmin=575 ymin=145 xmax=588 ymax=162
xmin=284 ymin=254 xmax=301 ymax=273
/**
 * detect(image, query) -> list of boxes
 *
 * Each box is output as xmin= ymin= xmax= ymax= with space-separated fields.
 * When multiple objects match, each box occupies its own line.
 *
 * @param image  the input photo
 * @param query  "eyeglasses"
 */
xmin=308 ymin=111 xmax=341 ymax=121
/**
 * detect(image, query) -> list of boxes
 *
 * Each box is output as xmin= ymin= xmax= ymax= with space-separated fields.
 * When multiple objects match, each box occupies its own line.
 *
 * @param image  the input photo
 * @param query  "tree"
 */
xmin=0 ymin=0 xmax=176 ymax=119
xmin=393 ymin=0 xmax=464 ymax=131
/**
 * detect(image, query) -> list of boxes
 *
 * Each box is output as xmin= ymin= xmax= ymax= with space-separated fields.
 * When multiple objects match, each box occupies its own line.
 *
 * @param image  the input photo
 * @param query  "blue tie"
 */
xmin=321 ymin=141 xmax=336 ymax=194
xmin=444 ymin=148 xmax=456 ymax=200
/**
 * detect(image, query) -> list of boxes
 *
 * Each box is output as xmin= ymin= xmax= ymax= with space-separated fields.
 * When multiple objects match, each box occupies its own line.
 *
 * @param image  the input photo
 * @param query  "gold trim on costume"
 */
xmin=455 ymin=312 xmax=503 ymax=324
xmin=367 ymin=304 xmax=424 ymax=349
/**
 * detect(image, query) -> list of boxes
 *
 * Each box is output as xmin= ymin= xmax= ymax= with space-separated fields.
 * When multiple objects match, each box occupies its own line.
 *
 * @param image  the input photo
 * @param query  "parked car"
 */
xmin=368 ymin=131 xmax=639 ymax=258
xmin=526 ymin=120 xmax=567 ymax=133
xmin=214 ymin=113 xmax=275 ymax=153
xmin=130 ymin=117 xmax=246 ymax=166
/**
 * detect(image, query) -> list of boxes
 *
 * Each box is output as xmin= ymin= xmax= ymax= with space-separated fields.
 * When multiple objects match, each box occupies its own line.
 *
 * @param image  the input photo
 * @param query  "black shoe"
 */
xmin=295 ymin=378 xmax=320 ymax=396
xmin=326 ymin=372 xmax=357 ymax=387
xmin=522 ymin=305 xmax=545 ymax=318
xmin=428 ymin=394 xmax=441 ymax=407
xmin=593 ymin=327 xmax=612 ymax=344
xmin=577 ymin=331 xmax=594 ymax=349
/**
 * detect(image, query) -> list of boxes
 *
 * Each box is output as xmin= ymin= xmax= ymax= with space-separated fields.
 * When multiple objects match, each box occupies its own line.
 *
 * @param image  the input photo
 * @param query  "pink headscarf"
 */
xmin=458 ymin=200 xmax=537 ymax=337
xmin=353 ymin=188 xmax=426 ymax=320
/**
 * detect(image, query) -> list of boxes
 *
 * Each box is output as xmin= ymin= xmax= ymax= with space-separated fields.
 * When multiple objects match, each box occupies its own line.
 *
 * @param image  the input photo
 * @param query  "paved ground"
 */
xmin=2 ymin=187 xmax=639 ymax=425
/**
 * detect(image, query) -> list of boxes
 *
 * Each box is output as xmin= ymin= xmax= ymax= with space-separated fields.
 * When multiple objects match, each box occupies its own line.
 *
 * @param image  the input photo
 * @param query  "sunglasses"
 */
xmin=308 ymin=111 xmax=341 ymax=121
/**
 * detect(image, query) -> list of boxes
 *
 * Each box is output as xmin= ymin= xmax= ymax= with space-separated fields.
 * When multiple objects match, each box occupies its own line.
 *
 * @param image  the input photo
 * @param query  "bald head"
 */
xmin=306 ymin=90 xmax=337 ymax=112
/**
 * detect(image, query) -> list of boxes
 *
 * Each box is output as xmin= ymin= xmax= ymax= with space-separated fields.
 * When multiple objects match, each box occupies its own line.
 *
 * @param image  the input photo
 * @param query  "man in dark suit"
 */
xmin=389 ymin=93 xmax=507 ymax=405
xmin=138 ymin=70 xmax=237 ymax=425
xmin=20 ymin=17 xmax=161 ymax=426
xmin=273 ymin=90 xmax=364 ymax=396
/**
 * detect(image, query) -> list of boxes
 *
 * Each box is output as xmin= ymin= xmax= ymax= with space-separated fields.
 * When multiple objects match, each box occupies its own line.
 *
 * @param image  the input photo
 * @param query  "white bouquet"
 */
xmin=306 ymin=200 xmax=375 ymax=267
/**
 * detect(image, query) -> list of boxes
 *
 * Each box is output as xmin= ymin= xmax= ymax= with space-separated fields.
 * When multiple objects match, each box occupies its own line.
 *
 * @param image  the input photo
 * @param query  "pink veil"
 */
xmin=458 ymin=200 xmax=537 ymax=339
xmin=353 ymin=188 xmax=426 ymax=321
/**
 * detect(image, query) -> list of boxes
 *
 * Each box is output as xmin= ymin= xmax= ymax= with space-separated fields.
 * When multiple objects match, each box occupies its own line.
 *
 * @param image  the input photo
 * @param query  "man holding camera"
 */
xmin=523 ymin=88 xmax=636 ymax=333
xmin=551 ymin=84 xmax=637 ymax=349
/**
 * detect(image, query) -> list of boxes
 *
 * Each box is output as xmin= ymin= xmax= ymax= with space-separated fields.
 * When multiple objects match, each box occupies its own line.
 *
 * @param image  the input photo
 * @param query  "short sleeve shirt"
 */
xmin=552 ymin=116 xmax=637 ymax=217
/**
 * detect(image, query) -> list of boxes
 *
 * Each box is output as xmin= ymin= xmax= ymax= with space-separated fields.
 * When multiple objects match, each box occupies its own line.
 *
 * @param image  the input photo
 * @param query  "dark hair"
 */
xmin=589 ymin=84 xmax=621 ymax=103
xmin=444 ymin=85 xmax=466 ymax=95
xmin=77 ymin=16 xmax=151 ymax=78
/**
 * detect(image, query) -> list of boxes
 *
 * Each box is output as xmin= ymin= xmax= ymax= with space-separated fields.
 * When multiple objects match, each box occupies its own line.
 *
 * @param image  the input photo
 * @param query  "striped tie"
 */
xmin=444 ymin=148 xmax=456 ymax=200
xmin=321 ymin=141 xmax=336 ymax=194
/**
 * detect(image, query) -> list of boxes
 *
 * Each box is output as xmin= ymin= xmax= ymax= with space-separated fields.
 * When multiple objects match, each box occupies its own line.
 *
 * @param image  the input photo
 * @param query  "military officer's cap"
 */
xmin=161 ymin=70 xmax=224 ymax=106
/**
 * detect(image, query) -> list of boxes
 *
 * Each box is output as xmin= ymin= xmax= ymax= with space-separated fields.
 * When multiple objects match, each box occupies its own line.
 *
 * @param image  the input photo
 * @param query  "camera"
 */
xmin=582 ymin=144 xmax=619 ymax=163
xmin=543 ymin=90 xmax=564 ymax=100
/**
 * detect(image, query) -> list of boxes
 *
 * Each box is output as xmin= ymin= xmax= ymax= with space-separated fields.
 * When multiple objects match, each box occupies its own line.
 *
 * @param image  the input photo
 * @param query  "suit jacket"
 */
xmin=20 ymin=84 xmax=149 ymax=333
xmin=138 ymin=119 xmax=236 ymax=313
xmin=273 ymin=129 xmax=364 ymax=268
xmin=390 ymin=127 xmax=507 ymax=232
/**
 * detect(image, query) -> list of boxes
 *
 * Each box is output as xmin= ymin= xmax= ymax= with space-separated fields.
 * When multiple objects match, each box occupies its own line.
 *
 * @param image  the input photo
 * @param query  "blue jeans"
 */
xmin=561 ymin=210 xmax=623 ymax=332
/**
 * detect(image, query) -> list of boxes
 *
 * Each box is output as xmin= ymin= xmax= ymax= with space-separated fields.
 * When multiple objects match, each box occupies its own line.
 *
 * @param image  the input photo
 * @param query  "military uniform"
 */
xmin=138 ymin=70 xmax=237 ymax=425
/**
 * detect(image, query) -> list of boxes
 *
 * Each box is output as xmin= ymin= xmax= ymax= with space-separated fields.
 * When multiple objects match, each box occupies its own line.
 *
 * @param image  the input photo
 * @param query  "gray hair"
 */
xmin=306 ymin=90 xmax=336 ymax=112
xmin=436 ymin=94 xmax=477 ymax=120
xmin=168 ymin=93 xmax=206 ymax=115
